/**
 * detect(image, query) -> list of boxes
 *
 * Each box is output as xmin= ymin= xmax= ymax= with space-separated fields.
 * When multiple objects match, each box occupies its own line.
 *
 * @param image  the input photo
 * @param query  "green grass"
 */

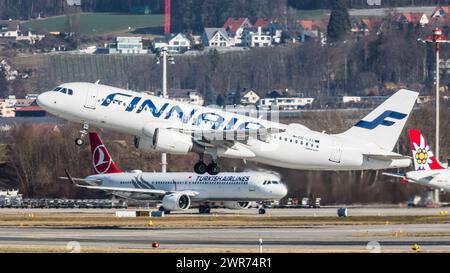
xmin=22 ymin=12 xmax=164 ymax=36
xmin=297 ymin=9 xmax=330 ymax=20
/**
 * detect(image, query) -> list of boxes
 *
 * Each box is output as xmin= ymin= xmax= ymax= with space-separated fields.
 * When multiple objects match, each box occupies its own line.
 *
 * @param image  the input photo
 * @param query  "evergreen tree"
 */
xmin=327 ymin=0 xmax=351 ymax=41
xmin=0 ymin=69 xmax=9 ymax=98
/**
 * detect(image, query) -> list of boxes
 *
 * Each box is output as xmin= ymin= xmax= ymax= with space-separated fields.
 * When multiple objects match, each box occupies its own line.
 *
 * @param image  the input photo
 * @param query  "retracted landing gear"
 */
xmin=75 ymin=122 xmax=89 ymax=146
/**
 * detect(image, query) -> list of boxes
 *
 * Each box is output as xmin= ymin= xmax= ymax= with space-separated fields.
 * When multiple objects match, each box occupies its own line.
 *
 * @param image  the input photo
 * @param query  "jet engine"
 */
xmin=161 ymin=193 xmax=191 ymax=211
xmin=134 ymin=128 xmax=193 ymax=154
xmin=223 ymin=201 xmax=251 ymax=210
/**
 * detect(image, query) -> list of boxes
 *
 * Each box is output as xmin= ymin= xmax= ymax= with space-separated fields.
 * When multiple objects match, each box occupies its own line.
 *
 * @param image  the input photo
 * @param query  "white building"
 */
xmin=202 ymin=28 xmax=233 ymax=47
xmin=241 ymin=90 xmax=260 ymax=105
xmin=258 ymin=97 xmax=314 ymax=110
xmin=157 ymin=89 xmax=205 ymax=106
xmin=153 ymin=33 xmax=191 ymax=53
xmin=242 ymin=27 xmax=273 ymax=48
xmin=0 ymin=20 xmax=20 ymax=38
xmin=109 ymin=37 xmax=148 ymax=54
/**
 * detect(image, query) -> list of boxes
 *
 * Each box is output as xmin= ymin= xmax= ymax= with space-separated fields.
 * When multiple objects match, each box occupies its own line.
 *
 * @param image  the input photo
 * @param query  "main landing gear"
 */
xmin=75 ymin=122 xmax=89 ymax=146
xmin=194 ymin=154 xmax=220 ymax=175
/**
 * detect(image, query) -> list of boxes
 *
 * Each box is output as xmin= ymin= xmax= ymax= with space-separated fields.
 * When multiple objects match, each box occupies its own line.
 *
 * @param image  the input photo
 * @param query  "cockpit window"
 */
xmin=272 ymin=181 xmax=279 ymax=184
xmin=53 ymin=87 xmax=62 ymax=92
xmin=60 ymin=88 xmax=67 ymax=94
xmin=68 ymin=89 xmax=74 ymax=95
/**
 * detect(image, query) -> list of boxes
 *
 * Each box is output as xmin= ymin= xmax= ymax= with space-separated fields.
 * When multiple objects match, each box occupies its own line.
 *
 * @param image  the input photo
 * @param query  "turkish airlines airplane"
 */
xmin=38 ymin=82 xmax=418 ymax=175
xmin=383 ymin=129 xmax=450 ymax=192
xmin=61 ymin=132 xmax=287 ymax=213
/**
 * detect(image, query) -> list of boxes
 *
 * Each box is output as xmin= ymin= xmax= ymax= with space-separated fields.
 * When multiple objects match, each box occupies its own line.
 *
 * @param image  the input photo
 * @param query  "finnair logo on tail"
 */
xmin=355 ymin=111 xmax=407 ymax=130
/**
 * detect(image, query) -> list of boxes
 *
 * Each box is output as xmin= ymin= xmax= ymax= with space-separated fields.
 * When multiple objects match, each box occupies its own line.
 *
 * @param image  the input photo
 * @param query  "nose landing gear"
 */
xmin=75 ymin=122 xmax=89 ymax=146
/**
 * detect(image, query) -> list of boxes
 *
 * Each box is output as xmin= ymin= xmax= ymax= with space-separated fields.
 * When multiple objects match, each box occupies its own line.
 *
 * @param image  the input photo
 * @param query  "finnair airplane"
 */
xmin=38 ymin=82 xmax=418 ymax=175
xmin=384 ymin=129 xmax=450 ymax=192
xmin=61 ymin=132 xmax=287 ymax=213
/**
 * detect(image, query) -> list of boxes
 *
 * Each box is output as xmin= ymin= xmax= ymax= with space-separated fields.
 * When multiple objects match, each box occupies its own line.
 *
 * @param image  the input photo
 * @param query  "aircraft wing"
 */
xmin=171 ymin=127 xmax=285 ymax=143
xmin=59 ymin=177 xmax=103 ymax=184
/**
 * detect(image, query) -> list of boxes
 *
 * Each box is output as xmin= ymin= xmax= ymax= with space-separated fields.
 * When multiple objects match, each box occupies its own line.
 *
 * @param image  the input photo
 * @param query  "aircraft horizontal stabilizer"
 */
xmin=363 ymin=154 xmax=411 ymax=161
xmin=382 ymin=172 xmax=406 ymax=178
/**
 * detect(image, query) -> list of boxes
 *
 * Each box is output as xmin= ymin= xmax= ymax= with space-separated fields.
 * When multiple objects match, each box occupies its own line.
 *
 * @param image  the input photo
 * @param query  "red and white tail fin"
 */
xmin=409 ymin=129 xmax=444 ymax=171
xmin=89 ymin=132 xmax=122 ymax=174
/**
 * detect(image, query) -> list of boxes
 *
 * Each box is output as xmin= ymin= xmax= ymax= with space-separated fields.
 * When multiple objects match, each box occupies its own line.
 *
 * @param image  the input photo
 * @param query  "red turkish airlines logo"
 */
xmin=92 ymin=145 xmax=112 ymax=174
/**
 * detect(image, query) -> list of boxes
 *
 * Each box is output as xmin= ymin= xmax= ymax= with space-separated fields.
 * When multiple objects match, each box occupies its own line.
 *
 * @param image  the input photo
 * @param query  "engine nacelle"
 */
xmin=223 ymin=201 xmax=251 ymax=210
xmin=161 ymin=194 xmax=191 ymax=211
xmin=135 ymin=128 xmax=193 ymax=154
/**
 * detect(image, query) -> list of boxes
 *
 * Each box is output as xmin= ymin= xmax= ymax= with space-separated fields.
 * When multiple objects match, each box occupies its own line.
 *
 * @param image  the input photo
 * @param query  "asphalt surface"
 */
xmin=0 ymin=224 xmax=450 ymax=252
xmin=1 ymin=207 xmax=450 ymax=252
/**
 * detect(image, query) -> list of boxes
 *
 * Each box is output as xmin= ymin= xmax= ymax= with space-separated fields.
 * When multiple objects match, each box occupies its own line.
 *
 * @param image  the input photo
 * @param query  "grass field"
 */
xmin=297 ymin=9 xmax=330 ymax=20
xmin=2 ymin=213 xmax=450 ymax=228
xmin=22 ymin=13 xmax=164 ymax=36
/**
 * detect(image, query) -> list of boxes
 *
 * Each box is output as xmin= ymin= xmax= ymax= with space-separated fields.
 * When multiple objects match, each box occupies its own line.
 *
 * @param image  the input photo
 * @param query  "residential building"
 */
xmin=253 ymin=19 xmax=283 ymax=44
xmin=109 ymin=37 xmax=148 ymax=54
xmin=223 ymin=17 xmax=252 ymax=45
xmin=341 ymin=95 xmax=388 ymax=104
xmin=0 ymin=96 xmax=16 ymax=118
xmin=258 ymin=97 xmax=314 ymax=110
xmin=156 ymin=88 xmax=204 ymax=106
xmin=297 ymin=19 xmax=328 ymax=42
xmin=153 ymin=33 xmax=191 ymax=53
xmin=396 ymin=12 xmax=429 ymax=27
xmin=0 ymin=20 xmax=20 ymax=38
xmin=202 ymin=28 xmax=233 ymax=47
xmin=242 ymin=27 xmax=273 ymax=48
xmin=240 ymin=90 xmax=260 ymax=105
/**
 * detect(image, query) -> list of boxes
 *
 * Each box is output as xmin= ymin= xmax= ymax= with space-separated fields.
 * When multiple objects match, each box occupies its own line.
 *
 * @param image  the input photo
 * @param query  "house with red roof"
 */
xmin=396 ymin=12 xmax=429 ymax=27
xmin=223 ymin=17 xmax=252 ymax=45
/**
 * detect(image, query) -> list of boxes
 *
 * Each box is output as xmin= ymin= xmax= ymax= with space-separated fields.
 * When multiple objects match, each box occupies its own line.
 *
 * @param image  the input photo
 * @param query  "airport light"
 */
xmin=419 ymin=28 xmax=450 ymax=162
xmin=418 ymin=27 xmax=450 ymax=204
xmin=155 ymin=47 xmax=175 ymax=172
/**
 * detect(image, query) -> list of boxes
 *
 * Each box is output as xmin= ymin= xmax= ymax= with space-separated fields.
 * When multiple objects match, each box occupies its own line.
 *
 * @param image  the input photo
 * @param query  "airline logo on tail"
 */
xmin=355 ymin=111 xmax=407 ymax=130
xmin=89 ymin=132 xmax=122 ymax=174
xmin=409 ymin=129 xmax=444 ymax=171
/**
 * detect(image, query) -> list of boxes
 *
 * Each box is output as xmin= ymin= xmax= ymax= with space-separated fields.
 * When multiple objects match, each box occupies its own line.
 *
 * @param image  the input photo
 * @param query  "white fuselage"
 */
xmin=406 ymin=170 xmax=450 ymax=192
xmin=37 ymin=83 xmax=410 ymax=171
xmin=85 ymin=172 xmax=287 ymax=201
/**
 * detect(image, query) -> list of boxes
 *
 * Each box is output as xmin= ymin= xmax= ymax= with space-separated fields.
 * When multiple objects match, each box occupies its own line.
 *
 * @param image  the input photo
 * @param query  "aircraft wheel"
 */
xmin=258 ymin=208 xmax=266 ymax=215
xmin=207 ymin=163 xmax=220 ymax=175
xmin=194 ymin=162 xmax=208 ymax=174
xmin=75 ymin=138 xmax=85 ymax=146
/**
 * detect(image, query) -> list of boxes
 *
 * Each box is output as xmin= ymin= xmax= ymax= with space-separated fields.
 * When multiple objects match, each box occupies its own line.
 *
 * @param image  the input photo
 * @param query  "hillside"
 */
xmin=22 ymin=13 xmax=164 ymax=36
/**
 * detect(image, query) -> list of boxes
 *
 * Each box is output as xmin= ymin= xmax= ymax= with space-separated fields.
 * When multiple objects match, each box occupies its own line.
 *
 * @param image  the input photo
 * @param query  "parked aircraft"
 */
xmin=60 ymin=132 xmax=287 ymax=213
xmin=383 ymin=129 xmax=450 ymax=192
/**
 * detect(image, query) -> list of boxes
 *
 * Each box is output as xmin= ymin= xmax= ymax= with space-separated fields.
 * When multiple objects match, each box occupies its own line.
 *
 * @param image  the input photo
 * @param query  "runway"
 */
xmin=1 ymin=207 xmax=450 ymax=252
xmin=1 ymin=224 xmax=450 ymax=252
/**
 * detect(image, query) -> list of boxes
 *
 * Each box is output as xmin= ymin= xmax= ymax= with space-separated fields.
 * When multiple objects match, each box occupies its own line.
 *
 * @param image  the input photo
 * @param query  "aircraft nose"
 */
xmin=36 ymin=92 xmax=53 ymax=109
xmin=278 ymin=184 xmax=288 ymax=198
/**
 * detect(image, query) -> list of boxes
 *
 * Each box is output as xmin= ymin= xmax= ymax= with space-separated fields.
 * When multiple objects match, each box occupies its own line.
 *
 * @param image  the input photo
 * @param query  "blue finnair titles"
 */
xmin=37 ymin=83 xmax=418 ymax=172
xmin=101 ymin=92 xmax=265 ymax=131
xmin=355 ymin=111 xmax=407 ymax=130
